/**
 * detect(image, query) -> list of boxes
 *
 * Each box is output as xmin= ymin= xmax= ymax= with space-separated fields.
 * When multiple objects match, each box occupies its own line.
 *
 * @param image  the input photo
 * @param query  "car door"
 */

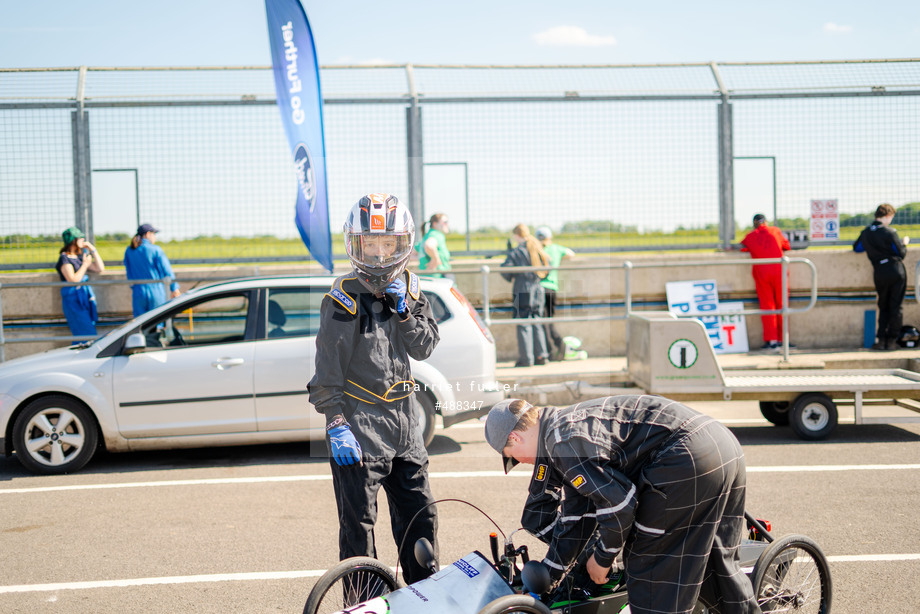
xmin=253 ymin=286 xmax=326 ymax=433
xmin=112 ymin=291 xmax=258 ymax=438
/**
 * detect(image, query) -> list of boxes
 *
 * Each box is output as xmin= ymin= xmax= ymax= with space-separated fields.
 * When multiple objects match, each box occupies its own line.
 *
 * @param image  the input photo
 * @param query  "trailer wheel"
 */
xmin=790 ymin=393 xmax=837 ymax=440
xmin=758 ymin=401 xmax=791 ymax=426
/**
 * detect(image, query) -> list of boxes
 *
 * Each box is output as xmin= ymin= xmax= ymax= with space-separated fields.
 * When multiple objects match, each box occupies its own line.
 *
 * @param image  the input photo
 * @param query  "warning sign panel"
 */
xmin=809 ymin=199 xmax=839 ymax=241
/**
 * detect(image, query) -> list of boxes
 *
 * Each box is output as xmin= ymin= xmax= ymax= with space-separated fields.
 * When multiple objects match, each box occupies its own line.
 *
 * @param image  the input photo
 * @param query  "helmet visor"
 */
xmin=346 ymin=233 xmax=414 ymax=270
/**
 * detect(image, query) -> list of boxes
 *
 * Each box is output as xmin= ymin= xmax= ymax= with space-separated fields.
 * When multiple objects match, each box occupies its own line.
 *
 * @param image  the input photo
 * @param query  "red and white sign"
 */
xmin=809 ymin=199 xmax=839 ymax=241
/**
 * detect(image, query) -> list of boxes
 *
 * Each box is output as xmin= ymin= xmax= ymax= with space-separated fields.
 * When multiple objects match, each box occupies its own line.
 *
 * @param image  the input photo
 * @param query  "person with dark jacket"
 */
xmin=501 ymin=224 xmax=550 ymax=366
xmin=854 ymin=203 xmax=910 ymax=350
xmin=484 ymin=396 xmax=761 ymax=614
xmin=307 ymin=193 xmax=440 ymax=584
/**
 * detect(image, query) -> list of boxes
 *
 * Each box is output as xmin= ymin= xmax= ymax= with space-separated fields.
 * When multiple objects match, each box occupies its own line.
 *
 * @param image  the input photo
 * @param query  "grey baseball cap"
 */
xmin=484 ymin=398 xmax=529 ymax=473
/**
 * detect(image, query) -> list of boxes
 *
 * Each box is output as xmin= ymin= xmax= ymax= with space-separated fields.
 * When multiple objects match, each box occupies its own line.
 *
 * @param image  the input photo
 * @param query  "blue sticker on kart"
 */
xmin=452 ymin=558 xmax=480 ymax=578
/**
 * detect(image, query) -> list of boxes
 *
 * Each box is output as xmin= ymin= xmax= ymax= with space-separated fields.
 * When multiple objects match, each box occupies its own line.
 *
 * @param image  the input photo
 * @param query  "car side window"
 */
xmin=423 ymin=291 xmax=452 ymax=324
xmin=264 ymin=288 xmax=324 ymax=339
xmin=140 ymin=293 xmax=250 ymax=349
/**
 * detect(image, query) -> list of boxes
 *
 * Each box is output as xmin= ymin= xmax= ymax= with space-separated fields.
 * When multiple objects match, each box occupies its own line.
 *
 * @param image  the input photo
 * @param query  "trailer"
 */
xmin=627 ymin=312 xmax=920 ymax=439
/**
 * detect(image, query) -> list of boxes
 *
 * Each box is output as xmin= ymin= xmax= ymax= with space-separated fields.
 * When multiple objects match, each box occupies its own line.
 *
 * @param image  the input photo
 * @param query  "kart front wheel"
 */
xmin=478 ymin=594 xmax=552 ymax=614
xmin=751 ymin=534 xmax=832 ymax=614
xmin=303 ymin=557 xmax=399 ymax=614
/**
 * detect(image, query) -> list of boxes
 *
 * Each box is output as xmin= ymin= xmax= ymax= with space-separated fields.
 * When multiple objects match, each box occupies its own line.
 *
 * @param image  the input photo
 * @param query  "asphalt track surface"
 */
xmin=2 ymin=400 xmax=919 ymax=613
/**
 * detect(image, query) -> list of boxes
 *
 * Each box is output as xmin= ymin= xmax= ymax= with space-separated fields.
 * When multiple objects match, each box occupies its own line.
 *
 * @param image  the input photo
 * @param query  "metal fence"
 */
xmin=2 ymin=60 xmax=919 ymax=269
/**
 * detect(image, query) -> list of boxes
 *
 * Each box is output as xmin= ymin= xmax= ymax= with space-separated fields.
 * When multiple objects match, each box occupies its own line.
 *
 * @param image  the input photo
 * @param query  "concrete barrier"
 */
xmin=1 ymin=248 xmax=917 ymax=362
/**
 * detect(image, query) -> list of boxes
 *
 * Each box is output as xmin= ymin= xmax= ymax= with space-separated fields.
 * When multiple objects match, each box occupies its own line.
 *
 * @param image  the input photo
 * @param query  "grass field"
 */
xmin=4 ymin=225 xmax=918 ymax=272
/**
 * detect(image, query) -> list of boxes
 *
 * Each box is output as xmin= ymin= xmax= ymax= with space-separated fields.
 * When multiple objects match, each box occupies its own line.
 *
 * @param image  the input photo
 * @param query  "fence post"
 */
xmin=71 ymin=65 xmax=94 ymax=240
xmin=711 ymin=62 xmax=734 ymax=251
xmin=405 ymin=64 xmax=425 ymax=228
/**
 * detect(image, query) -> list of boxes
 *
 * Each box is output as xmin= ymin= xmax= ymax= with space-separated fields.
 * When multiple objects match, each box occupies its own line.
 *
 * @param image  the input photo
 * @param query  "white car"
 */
xmin=0 ymin=275 xmax=504 ymax=474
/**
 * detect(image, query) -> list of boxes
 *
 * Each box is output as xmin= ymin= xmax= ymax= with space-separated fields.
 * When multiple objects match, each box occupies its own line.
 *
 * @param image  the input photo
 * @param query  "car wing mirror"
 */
xmin=124 ymin=333 xmax=147 ymax=355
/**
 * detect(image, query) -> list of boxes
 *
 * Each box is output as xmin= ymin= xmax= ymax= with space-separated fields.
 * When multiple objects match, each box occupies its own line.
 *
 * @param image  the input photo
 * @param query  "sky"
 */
xmin=2 ymin=0 xmax=919 ymax=68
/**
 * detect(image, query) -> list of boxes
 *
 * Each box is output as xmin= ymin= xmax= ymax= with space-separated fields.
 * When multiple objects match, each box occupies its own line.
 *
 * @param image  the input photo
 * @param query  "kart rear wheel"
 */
xmin=790 ymin=393 xmax=838 ymax=440
xmin=751 ymin=534 xmax=832 ymax=614
xmin=478 ymin=595 xmax=552 ymax=614
xmin=759 ymin=401 xmax=791 ymax=426
xmin=303 ymin=557 xmax=399 ymax=614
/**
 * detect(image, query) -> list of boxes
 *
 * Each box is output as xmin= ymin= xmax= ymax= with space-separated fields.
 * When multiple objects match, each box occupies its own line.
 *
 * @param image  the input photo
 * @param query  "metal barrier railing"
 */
xmin=0 ymin=258 xmax=817 ymax=362
xmin=0 ymin=275 xmax=248 ymax=362
xmin=451 ymin=256 xmax=818 ymax=362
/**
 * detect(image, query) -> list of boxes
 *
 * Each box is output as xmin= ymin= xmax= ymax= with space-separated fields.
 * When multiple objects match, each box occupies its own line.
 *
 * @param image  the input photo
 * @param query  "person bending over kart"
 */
xmin=484 ymin=395 xmax=761 ymax=614
xmin=308 ymin=194 xmax=440 ymax=584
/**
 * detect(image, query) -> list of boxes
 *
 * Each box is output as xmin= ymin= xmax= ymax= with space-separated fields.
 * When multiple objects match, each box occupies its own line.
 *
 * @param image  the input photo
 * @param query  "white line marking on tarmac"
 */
xmin=0 ymin=570 xmax=325 ymax=594
xmin=3 ymin=465 xmax=920 ymax=495
xmin=3 ymin=554 xmax=920 ymax=594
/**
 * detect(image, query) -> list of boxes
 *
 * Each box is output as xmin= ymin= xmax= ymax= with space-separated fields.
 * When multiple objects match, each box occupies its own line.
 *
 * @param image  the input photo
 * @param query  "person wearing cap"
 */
xmin=123 ymin=223 xmax=180 ymax=317
xmin=853 ymin=203 xmax=910 ymax=351
xmin=56 ymin=227 xmax=105 ymax=341
xmin=417 ymin=212 xmax=451 ymax=277
xmin=535 ymin=226 xmax=575 ymax=361
xmin=740 ymin=214 xmax=791 ymax=350
xmin=484 ymin=396 xmax=759 ymax=614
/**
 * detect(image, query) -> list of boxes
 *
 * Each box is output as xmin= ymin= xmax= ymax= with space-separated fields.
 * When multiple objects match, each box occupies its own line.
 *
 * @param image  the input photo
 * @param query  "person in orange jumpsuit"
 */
xmin=740 ymin=214 xmax=791 ymax=350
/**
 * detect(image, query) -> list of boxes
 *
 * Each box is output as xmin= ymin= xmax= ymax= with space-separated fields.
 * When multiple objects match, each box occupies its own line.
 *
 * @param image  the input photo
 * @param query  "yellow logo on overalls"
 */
xmin=571 ymin=475 xmax=585 ymax=488
xmin=535 ymin=464 xmax=547 ymax=481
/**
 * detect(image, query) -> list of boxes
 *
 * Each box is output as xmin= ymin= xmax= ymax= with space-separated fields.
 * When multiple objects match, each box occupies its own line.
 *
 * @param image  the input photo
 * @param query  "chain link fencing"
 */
xmin=1 ymin=61 xmax=919 ymax=269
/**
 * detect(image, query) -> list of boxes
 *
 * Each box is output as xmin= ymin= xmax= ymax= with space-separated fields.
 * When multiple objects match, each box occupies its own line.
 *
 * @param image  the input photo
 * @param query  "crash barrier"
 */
xmin=451 ymin=256 xmax=818 ymax=362
xmin=0 ymin=258 xmax=817 ymax=362
xmin=0 ymin=275 xmax=247 ymax=362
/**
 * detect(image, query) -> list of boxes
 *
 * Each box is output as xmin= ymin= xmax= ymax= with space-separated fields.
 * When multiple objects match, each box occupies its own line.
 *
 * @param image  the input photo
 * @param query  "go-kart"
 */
xmin=303 ymin=501 xmax=831 ymax=614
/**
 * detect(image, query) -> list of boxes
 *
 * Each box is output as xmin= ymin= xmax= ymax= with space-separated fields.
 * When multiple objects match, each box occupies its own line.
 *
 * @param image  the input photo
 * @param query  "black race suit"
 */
xmin=521 ymin=396 xmax=760 ymax=614
xmin=854 ymin=221 xmax=908 ymax=343
xmin=307 ymin=271 xmax=440 ymax=584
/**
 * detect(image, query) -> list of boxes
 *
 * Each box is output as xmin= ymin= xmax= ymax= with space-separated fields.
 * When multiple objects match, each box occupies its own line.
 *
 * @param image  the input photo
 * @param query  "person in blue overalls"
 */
xmin=56 ymin=226 xmax=105 ymax=341
xmin=123 ymin=223 xmax=180 ymax=317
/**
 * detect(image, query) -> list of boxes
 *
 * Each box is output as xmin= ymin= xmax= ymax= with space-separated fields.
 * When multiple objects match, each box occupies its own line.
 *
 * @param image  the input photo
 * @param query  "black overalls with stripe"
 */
xmin=854 ymin=221 xmax=908 ymax=343
xmin=307 ymin=272 xmax=440 ymax=584
xmin=522 ymin=396 xmax=760 ymax=614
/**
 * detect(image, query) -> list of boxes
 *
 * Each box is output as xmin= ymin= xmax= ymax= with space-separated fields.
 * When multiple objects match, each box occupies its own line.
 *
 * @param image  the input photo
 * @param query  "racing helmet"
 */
xmin=896 ymin=325 xmax=920 ymax=348
xmin=343 ymin=193 xmax=415 ymax=293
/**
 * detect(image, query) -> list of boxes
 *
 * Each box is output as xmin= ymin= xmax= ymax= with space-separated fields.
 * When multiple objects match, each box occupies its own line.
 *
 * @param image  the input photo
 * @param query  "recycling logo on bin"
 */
xmin=668 ymin=338 xmax=698 ymax=369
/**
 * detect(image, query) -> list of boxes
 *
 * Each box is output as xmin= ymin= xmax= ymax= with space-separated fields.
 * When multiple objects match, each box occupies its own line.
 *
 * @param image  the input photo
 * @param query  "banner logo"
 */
xmin=293 ymin=144 xmax=316 ymax=210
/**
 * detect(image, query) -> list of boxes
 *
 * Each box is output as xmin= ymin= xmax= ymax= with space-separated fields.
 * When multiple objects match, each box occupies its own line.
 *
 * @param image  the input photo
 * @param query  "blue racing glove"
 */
xmin=327 ymin=423 xmax=362 ymax=466
xmin=385 ymin=278 xmax=409 ymax=315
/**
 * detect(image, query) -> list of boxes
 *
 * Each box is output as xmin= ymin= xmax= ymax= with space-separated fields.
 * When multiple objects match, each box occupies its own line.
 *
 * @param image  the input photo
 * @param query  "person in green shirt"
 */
xmin=417 ymin=213 xmax=451 ymax=277
xmin=536 ymin=226 xmax=575 ymax=361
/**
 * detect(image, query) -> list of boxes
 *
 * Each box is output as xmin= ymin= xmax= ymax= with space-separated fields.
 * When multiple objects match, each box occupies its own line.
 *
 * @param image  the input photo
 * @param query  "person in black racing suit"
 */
xmin=853 ymin=203 xmax=910 ymax=351
xmin=485 ymin=396 xmax=761 ymax=614
xmin=308 ymin=193 xmax=440 ymax=584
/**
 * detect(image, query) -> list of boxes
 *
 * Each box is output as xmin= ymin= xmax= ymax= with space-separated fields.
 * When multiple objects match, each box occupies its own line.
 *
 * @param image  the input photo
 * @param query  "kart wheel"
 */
xmin=759 ymin=401 xmax=791 ymax=426
xmin=790 ymin=393 xmax=838 ymax=440
xmin=415 ymin=391 xmax=437 ymax=448
xmin=478 ymin=594 xmax=552 ymax=614
xmin=751 ymin=534 xmax=832 ymax=614
xmin=303 ymin=557 xmax=399 ymax=614
xmin=12 ymin=395 xmax=99 ymax=475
